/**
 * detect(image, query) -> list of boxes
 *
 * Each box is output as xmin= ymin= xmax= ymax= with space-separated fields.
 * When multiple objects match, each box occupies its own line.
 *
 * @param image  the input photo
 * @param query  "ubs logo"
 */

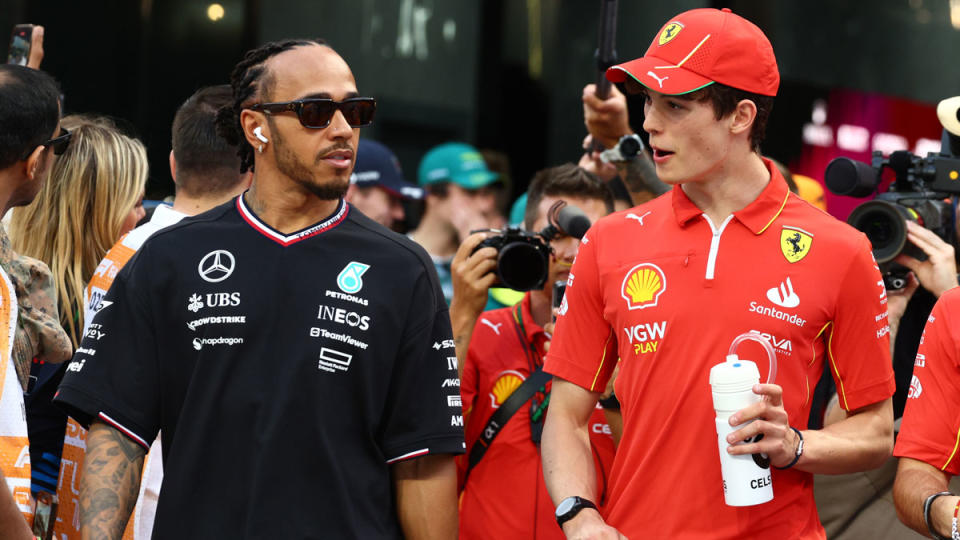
xmin=198 ymin=250 xmax=235 ymax=283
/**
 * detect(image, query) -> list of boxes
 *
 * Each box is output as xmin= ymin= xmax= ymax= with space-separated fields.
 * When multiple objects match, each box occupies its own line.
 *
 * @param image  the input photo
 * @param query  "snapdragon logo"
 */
xmin=192 ymin=336 xmax=244 ymax=350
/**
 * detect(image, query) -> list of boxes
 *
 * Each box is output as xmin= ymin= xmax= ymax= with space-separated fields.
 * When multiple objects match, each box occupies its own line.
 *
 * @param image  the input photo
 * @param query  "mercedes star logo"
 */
xmin=198 ymin=250 xmax=236 ymax=283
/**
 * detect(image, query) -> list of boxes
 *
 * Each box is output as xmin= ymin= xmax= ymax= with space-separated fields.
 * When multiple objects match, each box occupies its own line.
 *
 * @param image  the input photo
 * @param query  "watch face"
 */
xmin=556 ymin=497 xmax=577 ymax=516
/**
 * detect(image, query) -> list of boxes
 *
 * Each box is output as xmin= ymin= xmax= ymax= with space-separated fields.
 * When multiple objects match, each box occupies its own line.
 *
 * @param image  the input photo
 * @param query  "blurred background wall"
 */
xmin=3 ymin=0 xmax=959 ymax=214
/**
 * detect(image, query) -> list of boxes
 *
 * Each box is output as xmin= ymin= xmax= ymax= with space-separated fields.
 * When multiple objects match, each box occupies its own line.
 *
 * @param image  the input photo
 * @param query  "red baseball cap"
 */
xmin=606 ymin=8 xmax=779 ymax=97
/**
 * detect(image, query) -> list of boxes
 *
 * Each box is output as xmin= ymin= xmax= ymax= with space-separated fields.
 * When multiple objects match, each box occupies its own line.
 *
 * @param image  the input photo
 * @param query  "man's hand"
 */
xmin=449 ymin=232 xmax=496 ymax=377
xmin=726 ymin=384 xmax=799 ymax=468
xmin=582 ymin=84 xmax=631 ymax=149
xmin=577 ymin=135 xmax=618 ymax=182
xmin=561 ymin=508 xmax=628 ymax=540
xmin=894 ymin=220 xmax=959 ymax=298
xmin=26 ymin=25 xmax=44 ymax=70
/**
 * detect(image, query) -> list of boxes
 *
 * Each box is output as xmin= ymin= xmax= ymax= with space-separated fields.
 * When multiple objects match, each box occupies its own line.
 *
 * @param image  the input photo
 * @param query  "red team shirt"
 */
xmin=895 ymin=288 xmax=960 ymax=474
xmin=545 ymin=160 xmax=895 ymax=539
xmin=460 ymin=293 xmax=615 ymax=539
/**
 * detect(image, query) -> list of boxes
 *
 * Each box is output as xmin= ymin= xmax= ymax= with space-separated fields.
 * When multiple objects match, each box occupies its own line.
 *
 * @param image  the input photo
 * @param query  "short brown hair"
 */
xmin=524 ymin=164 xmax=614 ymax=230
xmin=684 ymin=83 xmax=774 ymax=152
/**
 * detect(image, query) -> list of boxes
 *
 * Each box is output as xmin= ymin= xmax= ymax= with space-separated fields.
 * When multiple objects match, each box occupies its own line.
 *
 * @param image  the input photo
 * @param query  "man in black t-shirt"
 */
xmin=54 ymin=39 xmax=463 ymax=539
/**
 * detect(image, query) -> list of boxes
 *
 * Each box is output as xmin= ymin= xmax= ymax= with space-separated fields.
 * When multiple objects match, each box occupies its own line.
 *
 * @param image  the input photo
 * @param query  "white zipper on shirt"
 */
xmin=703 ymin=214 xmax=735 ymax=280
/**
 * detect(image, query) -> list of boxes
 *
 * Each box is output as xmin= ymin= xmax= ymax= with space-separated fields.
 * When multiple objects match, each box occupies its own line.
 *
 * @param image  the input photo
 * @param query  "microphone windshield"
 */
xmin=556 ymin=205 xmax=592 ymax=240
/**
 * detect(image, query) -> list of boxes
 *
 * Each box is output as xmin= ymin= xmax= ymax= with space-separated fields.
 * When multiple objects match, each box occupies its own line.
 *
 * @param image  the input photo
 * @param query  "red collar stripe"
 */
xmin=237 ymin=196 xmax=349 ymax=246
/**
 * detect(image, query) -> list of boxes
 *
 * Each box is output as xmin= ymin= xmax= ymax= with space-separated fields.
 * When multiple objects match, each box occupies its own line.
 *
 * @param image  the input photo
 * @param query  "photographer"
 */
xmin=451 ymin=164 xmax=616 ymax=539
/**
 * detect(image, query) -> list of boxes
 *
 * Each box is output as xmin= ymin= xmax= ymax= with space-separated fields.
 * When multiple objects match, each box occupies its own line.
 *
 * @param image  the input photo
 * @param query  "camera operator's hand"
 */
xmin=582 ymin=83 xmax=632 ymax=150
xmin=577 ymin=135 xmax=618 ymax=182
xmin=449 ymin=232 xmax=497 ymax=378
xmin=894 ymin=220 xmax=959 ymax=298
xmin=27 ymin=25 xmax=44 ymax=70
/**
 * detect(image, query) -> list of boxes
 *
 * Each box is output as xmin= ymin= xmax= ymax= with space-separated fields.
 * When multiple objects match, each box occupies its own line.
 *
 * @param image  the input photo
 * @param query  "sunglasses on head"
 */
xmin=21 ymin=127 xmax=72 ymax=161
xmin=249 ymin=97 xmax=376 ymax=129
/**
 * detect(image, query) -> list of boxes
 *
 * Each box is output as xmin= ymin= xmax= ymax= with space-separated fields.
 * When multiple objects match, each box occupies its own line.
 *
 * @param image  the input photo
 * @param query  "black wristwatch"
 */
xmin=600 ymin=134 xmax=644 ymax=163
xmin=555 ymin=496 xmax=597 ymax=527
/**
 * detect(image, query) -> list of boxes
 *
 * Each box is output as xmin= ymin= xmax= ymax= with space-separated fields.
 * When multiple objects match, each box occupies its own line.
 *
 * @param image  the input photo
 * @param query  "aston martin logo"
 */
xmin=780 ymin=227 xmax=813 ymax=263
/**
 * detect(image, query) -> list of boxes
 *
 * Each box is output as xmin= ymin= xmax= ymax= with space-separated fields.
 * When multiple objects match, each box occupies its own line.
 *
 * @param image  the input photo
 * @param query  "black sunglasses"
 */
xmin=249 ymin=97 xmax=376 ymax=129
xmin=21 ymin=127 xmax=72 ymax=161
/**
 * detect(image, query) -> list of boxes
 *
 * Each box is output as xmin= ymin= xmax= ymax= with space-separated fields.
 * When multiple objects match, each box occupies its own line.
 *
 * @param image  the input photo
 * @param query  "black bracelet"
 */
xmin=773 ymin=427 xmax=803 ymax=470
xmin=924 ymin=491 xmax=953 ymax=540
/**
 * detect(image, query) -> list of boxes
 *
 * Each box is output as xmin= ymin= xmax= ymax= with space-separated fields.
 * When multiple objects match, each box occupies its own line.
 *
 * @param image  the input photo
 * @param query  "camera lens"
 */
xmin=847 ymin=200 xmax=910 ymax=263
xmin=498 ymin=242 xmax=548 ymax=291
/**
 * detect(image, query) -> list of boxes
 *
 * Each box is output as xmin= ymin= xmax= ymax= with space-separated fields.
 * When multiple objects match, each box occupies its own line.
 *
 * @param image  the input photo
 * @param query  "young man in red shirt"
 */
xmin=454 ymin=164 xmax=616 ymax=539
xmin=542 ymin=8 xmax=895 ymax=539
xmin=892 ymin=287 xmax=960 ymax=538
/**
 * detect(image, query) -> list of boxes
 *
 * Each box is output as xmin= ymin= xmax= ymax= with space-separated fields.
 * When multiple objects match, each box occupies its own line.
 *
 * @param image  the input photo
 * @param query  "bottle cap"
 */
xmin=710 ymin=358 xmax=760 ymax=391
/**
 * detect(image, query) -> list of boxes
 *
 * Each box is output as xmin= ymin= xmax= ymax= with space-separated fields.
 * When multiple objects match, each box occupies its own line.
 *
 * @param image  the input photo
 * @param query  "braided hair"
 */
xmin=215 ymin=38 xmax=328 ymax=173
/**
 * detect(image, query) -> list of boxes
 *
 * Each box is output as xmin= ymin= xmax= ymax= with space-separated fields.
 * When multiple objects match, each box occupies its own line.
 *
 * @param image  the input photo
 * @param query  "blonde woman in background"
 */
xmin=10 ymin=115 xmax=146 ymax=346
xmin=7 ymin=115 xmax=146 ymax=507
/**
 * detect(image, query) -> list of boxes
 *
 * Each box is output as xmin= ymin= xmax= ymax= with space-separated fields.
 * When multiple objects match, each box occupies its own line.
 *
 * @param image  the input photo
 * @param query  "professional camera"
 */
xmin=824 ymin=130 xmax=960 ymax=289
xmin=472 ymin=202 xmax=592 ymax=291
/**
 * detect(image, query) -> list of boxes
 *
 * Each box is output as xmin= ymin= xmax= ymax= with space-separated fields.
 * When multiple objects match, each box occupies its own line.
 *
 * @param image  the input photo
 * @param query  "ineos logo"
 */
xmin=198 ymin=250 xmax=235 ymax=283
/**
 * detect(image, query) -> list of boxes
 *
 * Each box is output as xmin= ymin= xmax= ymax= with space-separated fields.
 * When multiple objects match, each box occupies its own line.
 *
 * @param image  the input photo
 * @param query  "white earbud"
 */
xmin=253 ymin=126 xmax=269 ymax=143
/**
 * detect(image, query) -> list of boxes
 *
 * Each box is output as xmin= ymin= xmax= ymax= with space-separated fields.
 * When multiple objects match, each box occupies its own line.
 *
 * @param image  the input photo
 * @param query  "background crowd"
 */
xmin=1 ymin=3 xmax=960 ymax=539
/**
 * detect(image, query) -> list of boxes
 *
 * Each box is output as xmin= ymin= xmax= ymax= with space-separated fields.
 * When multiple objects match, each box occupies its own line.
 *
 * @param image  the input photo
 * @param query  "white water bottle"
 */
xmin=709 ymin=332 xmax=778 ymax=507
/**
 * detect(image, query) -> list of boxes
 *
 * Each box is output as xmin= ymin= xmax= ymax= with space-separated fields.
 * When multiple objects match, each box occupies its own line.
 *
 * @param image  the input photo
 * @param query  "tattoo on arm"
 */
xmin=614 ymin=152 xmax=670 ymax=203
xmin=80 ymin=421 xmax=146 ymax=540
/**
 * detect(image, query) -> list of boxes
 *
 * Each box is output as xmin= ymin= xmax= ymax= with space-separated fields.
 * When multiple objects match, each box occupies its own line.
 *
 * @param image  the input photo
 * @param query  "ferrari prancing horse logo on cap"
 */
xmin=659 ymin=22 xmax=684 ymax=46
xmin=780 ymin=226 xmax=813 ymax=263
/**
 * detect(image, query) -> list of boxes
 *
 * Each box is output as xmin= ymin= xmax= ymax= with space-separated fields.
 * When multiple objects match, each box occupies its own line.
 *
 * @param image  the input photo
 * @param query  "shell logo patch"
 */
xmin=780 ymin=226 xmax=813 ymax=263
xmin=489 ymin=370 xmax=525 ymax=408
xmin=621 ymin=263 xmax=667 ymax=310
xmin=659 ymin=22 xmax=684 ymax=46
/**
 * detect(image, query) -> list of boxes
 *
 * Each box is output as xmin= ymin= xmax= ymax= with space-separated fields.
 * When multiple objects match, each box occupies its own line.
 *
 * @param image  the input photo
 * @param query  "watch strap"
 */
xmin=925 ymin=491 xmax=953 ymax=540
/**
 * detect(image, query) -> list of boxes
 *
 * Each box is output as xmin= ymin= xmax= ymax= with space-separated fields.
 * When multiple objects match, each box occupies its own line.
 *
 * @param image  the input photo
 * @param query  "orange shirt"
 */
xmin=545 ymin=160 xmax=894 ymax=539
xmin=460 ymin=293 xmax=615 ymax=540
xmin=895 ymin=288 xmax=960 ymax=473
xmin=0 ymin=266 xmax=32 ymax=524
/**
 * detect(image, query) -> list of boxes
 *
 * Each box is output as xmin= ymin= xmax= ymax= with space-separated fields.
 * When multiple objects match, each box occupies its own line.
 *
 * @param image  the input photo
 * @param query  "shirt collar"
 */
xmin=671 ymin=157 xmax=789 ymax=235
xmin=149 ymin=204 xmax=187 ymax=228
xmin=518 ymin=292 xmax=544 ymax=343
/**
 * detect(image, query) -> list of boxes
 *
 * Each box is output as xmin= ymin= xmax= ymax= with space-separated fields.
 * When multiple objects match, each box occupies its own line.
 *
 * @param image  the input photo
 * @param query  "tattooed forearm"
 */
xmin=614 ymin=151 xmax=670 ymax=205
xmin=80 ymin=421 xmax=145 ymax=540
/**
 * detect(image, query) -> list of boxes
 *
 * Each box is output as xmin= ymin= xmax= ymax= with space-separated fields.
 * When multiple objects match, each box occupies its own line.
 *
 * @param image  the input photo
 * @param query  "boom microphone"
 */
xmin=540 ymin=202 xmax=592 ymax=241
xmin=556 ymin=205 xmax=592 ymax=239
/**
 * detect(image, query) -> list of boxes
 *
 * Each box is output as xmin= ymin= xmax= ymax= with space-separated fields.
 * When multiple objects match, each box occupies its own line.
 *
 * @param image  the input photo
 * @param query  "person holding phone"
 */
xmin=0 ymin=63 xmax=69 ymax=540
xmin=452 ymin=163 xmax=616 ymax=539
xmin=6 ymin=24 xmax=44 ymax=69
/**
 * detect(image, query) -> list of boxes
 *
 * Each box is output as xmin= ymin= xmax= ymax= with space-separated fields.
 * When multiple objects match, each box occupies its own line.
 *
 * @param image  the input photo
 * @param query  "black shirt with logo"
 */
xmin=55 ymin=196 xmax=464 ymax=539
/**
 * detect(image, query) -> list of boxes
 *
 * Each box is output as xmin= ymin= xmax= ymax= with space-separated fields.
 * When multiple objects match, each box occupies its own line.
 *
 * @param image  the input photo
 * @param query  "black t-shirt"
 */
xmin=55 ymin=197 xmax=465 ymax=539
